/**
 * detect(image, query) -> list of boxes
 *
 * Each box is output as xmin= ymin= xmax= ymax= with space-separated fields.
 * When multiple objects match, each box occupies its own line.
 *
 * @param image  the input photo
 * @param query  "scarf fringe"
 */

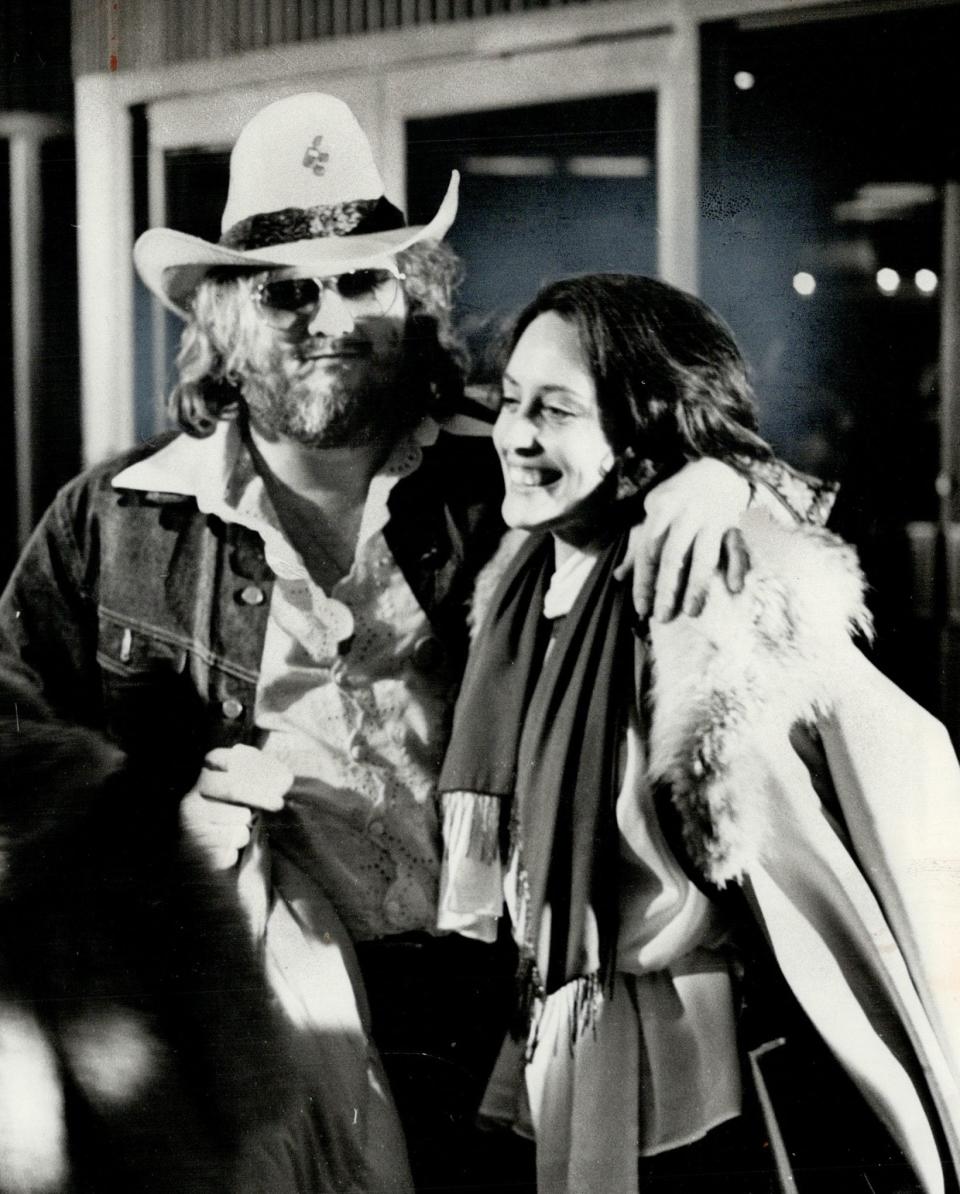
xmin=512 ymin=811 xmax=609 ymax=1059
xmin=466 ymin=793 xmax=502 ymax=865
xmin=514 ymin=958 xmax=607 ymax=1060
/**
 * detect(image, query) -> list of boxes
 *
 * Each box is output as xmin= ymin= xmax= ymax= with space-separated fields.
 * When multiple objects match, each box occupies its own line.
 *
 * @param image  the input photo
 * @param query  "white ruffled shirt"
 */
xmin=116 ymin=418 xmax=455 ymax=941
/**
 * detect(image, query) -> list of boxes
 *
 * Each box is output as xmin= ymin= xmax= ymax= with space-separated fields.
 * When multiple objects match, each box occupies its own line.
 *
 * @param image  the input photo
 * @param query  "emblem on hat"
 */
xmin=303 ymin=136 xmax=330 ymax=176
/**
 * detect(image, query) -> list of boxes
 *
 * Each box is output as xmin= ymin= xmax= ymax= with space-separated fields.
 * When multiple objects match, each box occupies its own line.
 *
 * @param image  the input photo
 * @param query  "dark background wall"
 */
xmin=0 ymin=0 xmax=78 ymax=578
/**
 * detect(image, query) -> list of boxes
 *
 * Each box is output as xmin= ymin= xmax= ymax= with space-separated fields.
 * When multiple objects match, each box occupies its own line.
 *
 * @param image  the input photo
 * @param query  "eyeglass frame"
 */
xmin=251 ymin=263 xmax=408 ymax=327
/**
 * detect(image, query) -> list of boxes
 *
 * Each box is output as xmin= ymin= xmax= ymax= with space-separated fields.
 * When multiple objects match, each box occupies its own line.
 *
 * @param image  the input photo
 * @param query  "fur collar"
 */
xmin=470 ymin=512 xmax=871 ymax=887
xmin=647 ymin=510 xmax=870 ymax=886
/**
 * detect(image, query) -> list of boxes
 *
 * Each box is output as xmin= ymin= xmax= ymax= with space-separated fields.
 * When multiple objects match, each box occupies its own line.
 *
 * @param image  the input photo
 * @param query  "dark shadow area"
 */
xmin=1 ymin=0 xmax=77 ymax=581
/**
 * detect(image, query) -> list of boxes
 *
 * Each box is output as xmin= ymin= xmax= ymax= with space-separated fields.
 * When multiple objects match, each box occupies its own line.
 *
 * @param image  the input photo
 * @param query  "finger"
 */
xmin=197 ymin=749 xmax=290 ymax=812
xmin=187 ymin=795 xmax=254 ymax=827
xmin=631 ymin=526 xmax=667 ymax=621
xmin=614 ymin=522 xmax=643 ymax=582
xmin=653 ymin=534 xmax=694 ymax=623
xmin=223 ymin=743 xmax=292 ymax=809
xmin=203 ymin=747 xmax=236 ymax=770
xmin=206 ymin=847 xmax=243 ymax=872
xmin=180 ymin=795 xmax=252 ymax=859
xmin=197 ymin=767 xmax=251 ymax=803
xmin=191 ymin=816 xmax=252 ymax=850
xmin=682 ymin=527 xmax=724 ymax=618
xmin=720 ymin=528 xmax=750 ymax=594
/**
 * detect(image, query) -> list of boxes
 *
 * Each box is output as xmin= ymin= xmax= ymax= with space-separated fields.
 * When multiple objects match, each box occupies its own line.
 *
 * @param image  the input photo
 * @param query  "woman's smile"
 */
xmin=504 ymin=463 xmax=564 ymax=489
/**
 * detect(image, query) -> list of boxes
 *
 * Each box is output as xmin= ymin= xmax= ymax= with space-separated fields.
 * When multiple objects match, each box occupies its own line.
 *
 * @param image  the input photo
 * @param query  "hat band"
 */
xmin=219 ymin=195 xmax=406 ymax=252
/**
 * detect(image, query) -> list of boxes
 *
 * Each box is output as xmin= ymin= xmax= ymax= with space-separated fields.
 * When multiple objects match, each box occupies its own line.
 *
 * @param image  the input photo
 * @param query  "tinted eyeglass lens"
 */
xmin=336 ymin=269 xmax=396 ymax=303
xmin=259 ymin=278 xmax=321 ymax=315
xmin=256 ymin=269 xmax=401 ymax=327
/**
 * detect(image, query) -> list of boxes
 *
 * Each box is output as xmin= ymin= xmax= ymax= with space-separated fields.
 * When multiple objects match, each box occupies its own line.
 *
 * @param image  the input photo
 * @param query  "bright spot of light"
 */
xmin=793 ymin=271 xmax=816 ymax=297
xmin=915 ymin=268 xmax=938 ymax=294
xmin=876 ymin=267 xmax=901 ymax=295
xmin=566 ymin=155 xmax=651 ymax=179
xmin=463 ymin=155 xmax=555 ymax=177
xmin=734 ymin=71 xmax=755 ymax=91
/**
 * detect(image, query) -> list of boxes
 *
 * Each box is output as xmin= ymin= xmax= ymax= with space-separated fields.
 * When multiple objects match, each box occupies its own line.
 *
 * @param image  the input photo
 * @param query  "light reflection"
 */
xmin=793 ymin=271 xmax=816 ymax=297
xmin=915 ymin=268 xmax=938 ymax=294
xmin=876 ymin=267 xmax=901 ymax=295
xmin=734 ymin=71 xmax=755 ymax=91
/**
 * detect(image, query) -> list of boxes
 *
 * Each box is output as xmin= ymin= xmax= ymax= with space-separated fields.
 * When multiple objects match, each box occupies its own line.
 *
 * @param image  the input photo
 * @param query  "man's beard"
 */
xmin=241 ymin=346 xmax=419 ymax=450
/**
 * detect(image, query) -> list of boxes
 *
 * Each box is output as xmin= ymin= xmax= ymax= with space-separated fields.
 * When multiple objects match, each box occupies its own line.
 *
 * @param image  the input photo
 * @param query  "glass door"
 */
xmin=407 ymin=90 xmax=659 ymax=390
xmin=700 ymin=5 xmax=960 ymax=726
xmin=134 ymin=138 xmax=232 ymax=441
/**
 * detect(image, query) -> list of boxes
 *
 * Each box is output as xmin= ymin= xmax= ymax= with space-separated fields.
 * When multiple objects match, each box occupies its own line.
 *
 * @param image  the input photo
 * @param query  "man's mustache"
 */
xmin=296 ymin=338 xmax=373 ymax=360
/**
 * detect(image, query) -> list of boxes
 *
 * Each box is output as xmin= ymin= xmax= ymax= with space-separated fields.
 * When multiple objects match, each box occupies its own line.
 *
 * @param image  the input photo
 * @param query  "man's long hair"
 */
xmin=169 ymin=240 xmax=467 ymax=437
xmin=508 ymin=273 xmax=773 ymax=490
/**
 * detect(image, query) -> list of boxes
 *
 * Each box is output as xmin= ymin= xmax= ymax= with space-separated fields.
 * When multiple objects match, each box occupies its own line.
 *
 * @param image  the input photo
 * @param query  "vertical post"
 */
xmin=75 ymin=76 xmax=136 ymax=465
xmin=657 ymin=13 xmax=699 ymax=295
xmin=938 ymin=180 xmax=960 ymax=735
xmin=3 ymin=114 xmax=68 ymax=546
xmin=939 ymin=182 xmax=960 ymax=525
xmin=148 ymin=135 xmax=169 ymax=436
xmin=8 ymin=131 xmax=42 ymax=547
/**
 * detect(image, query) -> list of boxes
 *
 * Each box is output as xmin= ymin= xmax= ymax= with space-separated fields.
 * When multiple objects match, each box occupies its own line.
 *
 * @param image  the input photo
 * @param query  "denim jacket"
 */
xmin=0 ymin=429 xmax=505 ymax=795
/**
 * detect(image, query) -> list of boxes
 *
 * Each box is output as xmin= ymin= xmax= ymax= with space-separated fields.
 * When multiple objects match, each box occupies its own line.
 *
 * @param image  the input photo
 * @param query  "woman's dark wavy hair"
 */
xmin=509 ymin=273 xmax=772 ymax=488
xmin=170 ymin=239 xmax=468 ymax=436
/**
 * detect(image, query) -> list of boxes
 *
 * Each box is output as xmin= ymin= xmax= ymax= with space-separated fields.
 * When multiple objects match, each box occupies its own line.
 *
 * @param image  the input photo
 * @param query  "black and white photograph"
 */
xmin=1 ymin=1 xmax=959 ymax=1190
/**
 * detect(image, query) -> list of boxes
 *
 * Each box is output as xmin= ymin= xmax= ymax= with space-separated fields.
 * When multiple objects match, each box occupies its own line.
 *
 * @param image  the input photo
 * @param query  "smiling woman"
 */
xmin=438 ymin=272 xmax=960 ymax=1194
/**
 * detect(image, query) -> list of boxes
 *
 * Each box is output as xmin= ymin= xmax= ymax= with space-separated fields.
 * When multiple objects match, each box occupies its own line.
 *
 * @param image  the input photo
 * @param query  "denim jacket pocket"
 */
xmin=97 ymin=613 xmax=207 ymax=786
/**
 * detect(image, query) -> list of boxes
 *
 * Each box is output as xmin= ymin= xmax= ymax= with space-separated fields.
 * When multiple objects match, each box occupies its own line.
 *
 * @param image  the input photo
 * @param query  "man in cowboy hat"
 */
xmin=0 ymin=93 xmax=832 ymax=1192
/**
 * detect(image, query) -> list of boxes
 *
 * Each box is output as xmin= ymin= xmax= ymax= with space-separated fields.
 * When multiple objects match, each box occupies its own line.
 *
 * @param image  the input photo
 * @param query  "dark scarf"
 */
xmin=439 ymin=530 xmax=636 ymax=1023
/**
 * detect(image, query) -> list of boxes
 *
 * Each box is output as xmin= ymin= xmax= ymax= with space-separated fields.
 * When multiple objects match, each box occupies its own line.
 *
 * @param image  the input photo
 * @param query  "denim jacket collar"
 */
xmin=112 ymin=417 xmax=442 ymax=504
xmin=112 ymin=418 xmax=443 ymax=577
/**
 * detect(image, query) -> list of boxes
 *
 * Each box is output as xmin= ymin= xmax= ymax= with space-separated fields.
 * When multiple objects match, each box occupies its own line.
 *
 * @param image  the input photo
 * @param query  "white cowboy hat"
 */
xmin=134 ymin=92 xmax=459 ymax=318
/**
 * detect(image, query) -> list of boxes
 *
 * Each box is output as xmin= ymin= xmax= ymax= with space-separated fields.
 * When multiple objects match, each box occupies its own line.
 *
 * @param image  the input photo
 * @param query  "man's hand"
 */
xmin=180 ymin=744 xmax=292 ymax=871
xmin=614 ymin=458 xmax=752 ymax=622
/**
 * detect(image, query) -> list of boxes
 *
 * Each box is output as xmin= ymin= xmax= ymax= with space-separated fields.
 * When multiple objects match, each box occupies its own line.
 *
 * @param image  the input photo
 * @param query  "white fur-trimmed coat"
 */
xmin=474 ymin=511 xmax=960 ymax=1193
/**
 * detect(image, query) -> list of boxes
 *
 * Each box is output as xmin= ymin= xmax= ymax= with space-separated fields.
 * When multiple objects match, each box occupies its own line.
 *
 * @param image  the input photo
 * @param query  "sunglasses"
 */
xmin=254 ymin=266 xmax=406 ymax=328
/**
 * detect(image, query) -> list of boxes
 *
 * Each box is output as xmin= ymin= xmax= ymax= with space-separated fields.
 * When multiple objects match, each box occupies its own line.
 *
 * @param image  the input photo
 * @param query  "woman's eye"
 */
xmin=544 ymin=405 xmax=575 ymax=421
xmin=499 ymin=393 xmax=520 ymax=408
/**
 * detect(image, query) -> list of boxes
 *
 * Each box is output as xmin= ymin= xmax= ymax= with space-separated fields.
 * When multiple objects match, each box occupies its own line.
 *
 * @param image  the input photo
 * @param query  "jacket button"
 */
xmin=239 ymin=585 xmax=265 ymax=606
xmin=412 ymin=635 xmax=444 ymax=674
xmin=221 ymin=697 xmax=244 ymax=720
